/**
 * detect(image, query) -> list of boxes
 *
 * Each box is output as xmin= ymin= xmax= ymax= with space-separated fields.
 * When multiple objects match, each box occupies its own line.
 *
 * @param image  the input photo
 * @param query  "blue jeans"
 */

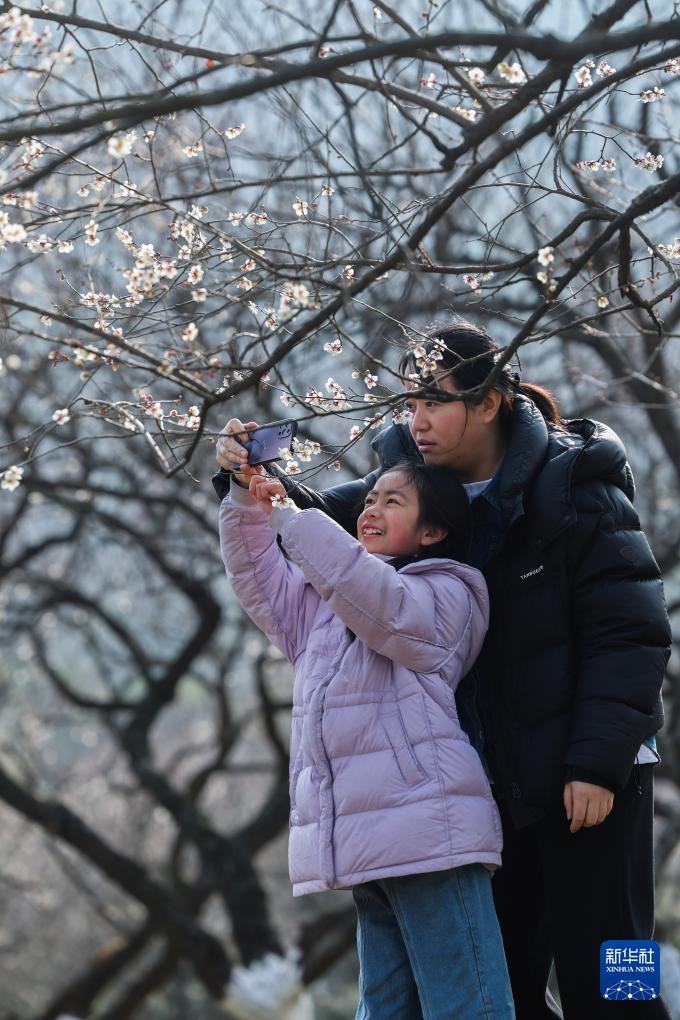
xmin=353 ymin=865 xmax=515 ymax=1020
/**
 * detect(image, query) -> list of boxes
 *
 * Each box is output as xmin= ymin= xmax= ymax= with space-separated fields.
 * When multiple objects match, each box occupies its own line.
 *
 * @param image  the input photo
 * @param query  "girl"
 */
xmin=219 ymin=455 xmax=515 ymax=1020
xmin=215 ymin=320 xmax=671 ymax=1019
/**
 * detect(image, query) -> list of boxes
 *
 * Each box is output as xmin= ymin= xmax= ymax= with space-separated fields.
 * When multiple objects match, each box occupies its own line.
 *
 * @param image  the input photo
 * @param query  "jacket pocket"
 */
xmin=379 ymin=703 xmax=428 ymax=785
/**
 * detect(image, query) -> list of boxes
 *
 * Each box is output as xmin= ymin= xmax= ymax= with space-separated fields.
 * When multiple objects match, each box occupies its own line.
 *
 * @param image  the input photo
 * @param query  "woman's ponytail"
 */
xmin=515 ymin=382 xmax=563 ymax=426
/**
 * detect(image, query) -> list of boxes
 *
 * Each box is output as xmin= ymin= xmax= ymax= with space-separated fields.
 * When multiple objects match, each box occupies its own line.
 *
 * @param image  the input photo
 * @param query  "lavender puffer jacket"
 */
xmin=220 ymin=484 xmax=502 ymax=896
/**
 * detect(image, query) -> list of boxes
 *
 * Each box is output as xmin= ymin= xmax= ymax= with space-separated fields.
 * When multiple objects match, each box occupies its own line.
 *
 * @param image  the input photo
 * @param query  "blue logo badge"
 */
xmin=600 ymin=941 xmax=660 ymax=1000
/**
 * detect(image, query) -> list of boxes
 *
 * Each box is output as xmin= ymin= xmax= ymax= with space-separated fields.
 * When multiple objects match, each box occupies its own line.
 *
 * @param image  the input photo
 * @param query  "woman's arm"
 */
xmin=269 ymin=501 xmax=489 ymax=676
xmin=565 ymin=483 xmax=670 ymax=795
xmin=219 ymin=483 xmax=321 ymax=662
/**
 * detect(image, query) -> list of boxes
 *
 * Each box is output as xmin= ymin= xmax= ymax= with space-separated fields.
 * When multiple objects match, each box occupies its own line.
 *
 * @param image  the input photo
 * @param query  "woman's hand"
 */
xmin=564 ymin=781 xmax=614 ymax=833
xmin=249 ymin=475 xmax=289 ymax=515
xmin=216 ymin=418 xmax=263 ymax=487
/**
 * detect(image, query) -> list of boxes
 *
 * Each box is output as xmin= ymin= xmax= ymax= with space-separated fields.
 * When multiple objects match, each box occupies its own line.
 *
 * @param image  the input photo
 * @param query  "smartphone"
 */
xmin=239 ymin=418 xmax=298 ymax=466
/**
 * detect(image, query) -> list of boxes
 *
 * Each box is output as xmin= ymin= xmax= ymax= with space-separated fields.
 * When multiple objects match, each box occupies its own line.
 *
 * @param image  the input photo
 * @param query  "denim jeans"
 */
xmin=353 ymin=865 xmax=515 ymax=1019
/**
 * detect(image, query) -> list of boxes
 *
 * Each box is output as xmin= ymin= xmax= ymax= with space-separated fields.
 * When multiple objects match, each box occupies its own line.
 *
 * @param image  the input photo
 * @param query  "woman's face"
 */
xmin=356 ymin=471 xmax=444 ymax=557
xmin=403 ymin=375 xmax=502 ymax=481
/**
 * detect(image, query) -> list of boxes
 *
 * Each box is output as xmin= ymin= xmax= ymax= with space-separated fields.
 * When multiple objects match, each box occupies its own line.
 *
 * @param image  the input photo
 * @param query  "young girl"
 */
xmin=219 ymin=456 xmax=515 ymax=1020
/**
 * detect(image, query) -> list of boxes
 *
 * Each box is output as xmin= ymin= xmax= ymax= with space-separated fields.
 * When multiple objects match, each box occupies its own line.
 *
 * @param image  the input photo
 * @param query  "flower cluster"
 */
xmin=119 ymin=238 xmax=179 ymax=307
xmin=574 ymin=65 xmax=592 ymax=88
xmin=392 ymin=405 xmax=413 ymax=425
xmin=411 ymin=341 xmax=443 ymax=378
xmin=325 ymin=377 xmax=351 ymax=410
xmin=634 ymin=152 xmax=664 ymax=172
xmin=575 ymin=157 xmax=616 ymax=172
xmin=640 ymin=87 xmax=665 ymax=104
xmin=0 ymin=7 xmax=75 ymax=70
xmin=292 ymin=438 xmax=321 ymax=462
xmin=453 ymin=106 xmax=478 ymax=122
xmin=278 ymin=281 xmax=314 ymax=319
xmin=496 ymin=62 xmax=527 ymax=85
xmin=0 ymin=465 xmax=23 ymax=492
xmin=656 ymin=240 xmax=680 ymax=259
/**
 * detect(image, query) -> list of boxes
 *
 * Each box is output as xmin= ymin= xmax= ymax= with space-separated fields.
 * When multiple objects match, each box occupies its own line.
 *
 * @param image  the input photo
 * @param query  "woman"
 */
xmin=214 ymin=320 xmax=671 ymax=1018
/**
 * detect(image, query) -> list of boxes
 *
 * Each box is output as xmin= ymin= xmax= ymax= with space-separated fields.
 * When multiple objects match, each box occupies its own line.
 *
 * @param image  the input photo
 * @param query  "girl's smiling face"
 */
xmin=356 ymin=470 xmax=446 ymax=557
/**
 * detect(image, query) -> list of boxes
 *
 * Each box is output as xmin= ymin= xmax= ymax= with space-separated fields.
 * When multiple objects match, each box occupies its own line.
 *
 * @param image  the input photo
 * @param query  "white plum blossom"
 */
xmin=182 ymin=322 xmax=199 ymax=342
xmin=463 ymin=273 xmax=480 ymax=290
xmin=246 ymin=211 xmax=268 ymax=226
xmin=341 ymin=265 xmax=354 ymax=282
xmin=496 ymin=62 xmax=527 ymax=85
xmin=52 ymin=408 xmax=71 ymax=425
xmin=182 ymin=142 xmax=203 ymax=158
xmin=420 ymin=72 xmax=437 ymax=89
xmin=293 ymin=198 xmax=309 ymax=217
xmin=107 ymin=132 xmax=136 ymax=158
xmin=187 ymin=264 xmax=204 ymax=285
xmin=116 ymin=227 xmax=134 ymax=248
xmin=634 ymin=152 xmax=664 ymax=172
xmin=576 ymin=157 xmax=616 ymax=172
xmin=453 ymin=106 xmax=478 ymax=122
xmin=574 ymin=65 xmax=593 ymax=88
xmin=467 ymin=67 xmax=485 ymax=85
xmin=597 ymin=295 xmax=610 ymax=308
xmin=596 ymin=61 xmax=616 ymax=77
xmin=225 ymin=123 xmax=245 ymax=139
xmin=656 ymin=240 xmax=680 ymax=259
xmin=269 ymin=492 xmax=295 ymax=510
xmin=393 ymin=405 xmax=413 ymax=425
xmin=323 ymin=339 xmax=343 ymax=354
xmin=57 ymin=239 xmax=74 ymax=252
xmin=293 ymin=439 xmax=321 ymax=462
xmin=1 ymin=465 xmax=24 ymax=492
xmin=640 ymin=87 xmax=665 ymax=103
xmin=321 ymin=183 xmax=335 ymax=197
xmin=26 ymin=233 xmax=53 ymax=253
xmin=1 ymin=221 xmax=27 ymax=244
xmin=537 ymin=246 xmax=555 ymax=266
xmin=665 ymin=58 xmax=680 ymax=75
xmin=84 ymin=220 xmax=99 ymax=246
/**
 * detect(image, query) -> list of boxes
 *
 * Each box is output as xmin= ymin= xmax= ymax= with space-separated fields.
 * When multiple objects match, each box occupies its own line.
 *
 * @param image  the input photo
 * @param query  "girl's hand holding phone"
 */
xmin=249 ymin=475 xmax=288 ymax=515
xmin=216 ymin=418 xmax=263 ymax=487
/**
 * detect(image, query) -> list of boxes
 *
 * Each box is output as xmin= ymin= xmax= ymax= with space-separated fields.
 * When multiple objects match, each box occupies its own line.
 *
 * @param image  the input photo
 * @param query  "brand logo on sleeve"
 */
xmin=600 ymin=941 xmax=660 ymax=1001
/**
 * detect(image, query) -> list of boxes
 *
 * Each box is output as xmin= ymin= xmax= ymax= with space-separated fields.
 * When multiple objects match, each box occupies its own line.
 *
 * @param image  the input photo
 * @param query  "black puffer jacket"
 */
xmin=213 ymin=398 xmax=670 ymax=828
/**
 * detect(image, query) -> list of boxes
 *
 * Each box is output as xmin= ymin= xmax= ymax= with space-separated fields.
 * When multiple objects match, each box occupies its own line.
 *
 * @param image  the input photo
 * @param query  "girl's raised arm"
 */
xmin=219 ymin=481 xmax=322 ymax=663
